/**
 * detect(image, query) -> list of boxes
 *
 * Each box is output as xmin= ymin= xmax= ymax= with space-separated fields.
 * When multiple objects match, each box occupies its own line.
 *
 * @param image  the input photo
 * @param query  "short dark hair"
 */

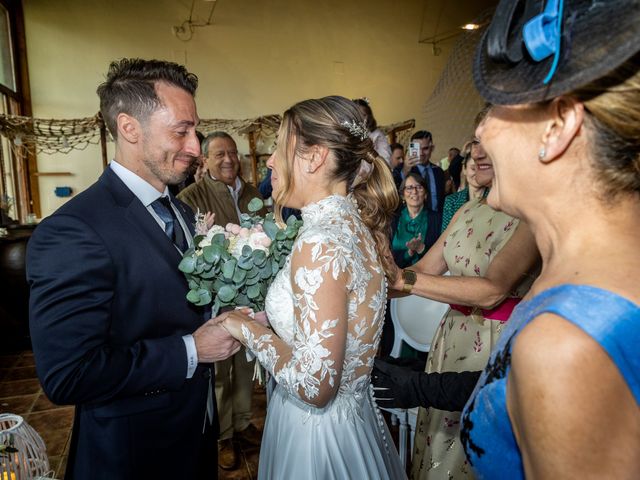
xmin=352 ymin=98 xmax=377 ymax=131
xmin=390 ymin=142 xmax=404 ymax=152
xmin=449 ymin=147 xmax=460 ymax=154
xmin=400 ymin=172 xmax=427 ymax=192
xmin=97 ymin=58 xmax=199 ymax=139
xmin=411 ymin=130 xmax=433 ymax=142
xmin=202 ymin=131 xmax=236 ymax=156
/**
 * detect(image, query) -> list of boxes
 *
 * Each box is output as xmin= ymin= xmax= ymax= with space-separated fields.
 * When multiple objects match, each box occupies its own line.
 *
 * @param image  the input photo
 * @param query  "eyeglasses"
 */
xmin=403 ymin=185 xmax=425 ymax=192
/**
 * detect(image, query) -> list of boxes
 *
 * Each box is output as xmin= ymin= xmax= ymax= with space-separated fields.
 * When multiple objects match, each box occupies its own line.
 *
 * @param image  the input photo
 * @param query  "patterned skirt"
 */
xmin=410 ymin=308 xmax=505 ymax=480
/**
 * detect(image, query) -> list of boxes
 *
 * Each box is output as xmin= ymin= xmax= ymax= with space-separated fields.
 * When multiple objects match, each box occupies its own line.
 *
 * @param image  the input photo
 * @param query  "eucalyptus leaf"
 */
xmin=232 ymin=268 xmax=247 ymax=284
xmin=247 ymin=284 xmax=261 ymax=299
xmin=271 ymin=258 xmax=280 ymax=275
xmin=261 ymin=264 xmax=274 ymax=280
xmin=178 ymin=255 xmax=197 ymax=274
xmin=236 ymin=293 xmax=250 ymax=306
xmin=252 ymin=249 xmax=267 ymax=265
xmin=242 ymin=245 xmax=253 ymax=257
xmin=275 ymin=230 xmax=286 ymax=241
xmin=203 ymin=244 xmax=222 ymax=264
xmin=247 ymin=266 xmax=260 ymax=279
xmin=196 ymin=289 xmax=212 ymax=306
xmin=263 ymin=220 xmax=279 ymax=240
xmin=187 ymin=289 xmax=201 ymax=303
xmin=245 ymin=274 xmax=260 ymax=286
xmin=201 ymin=267 xmax=216 ymax=279
xmin=218 ymin=284 xmax=238 ymax=302
xmin=211 ymin=233 xmax=226 ymax=245
xmin=248 ymin=197 xmax=264 ymax=212
xmin=211 ymin=298 xmax=221 ymax=316
xmin=222 ymin=258 xmax=237 ymax=279
xmin=195 ymin=261 xmax=206 ymax=274
xmin=237 ymin=256 xmax=254 ymax=270
xmin=286 ymin=228 xmax=298 ymax=239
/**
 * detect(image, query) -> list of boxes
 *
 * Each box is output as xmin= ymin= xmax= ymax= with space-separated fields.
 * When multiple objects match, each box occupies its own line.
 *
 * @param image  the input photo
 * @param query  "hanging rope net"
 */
xmin=422 ymin=10 xmax=492 ymax=153
xmin=0 ymin=114 xmax=104 ymax=155
xmin=0 ymin=113 xmax=414 ymax=158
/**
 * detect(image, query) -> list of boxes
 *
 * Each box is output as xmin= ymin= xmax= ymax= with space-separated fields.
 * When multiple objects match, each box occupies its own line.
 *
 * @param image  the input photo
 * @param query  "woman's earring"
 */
xmin=538 ymin=147 xmax=546 ymax=160
xmin=306 ymin=166 xmax=312 ymax=173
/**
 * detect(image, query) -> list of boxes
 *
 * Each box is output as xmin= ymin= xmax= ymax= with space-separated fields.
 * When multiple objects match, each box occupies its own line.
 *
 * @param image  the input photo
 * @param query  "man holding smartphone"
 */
xmin=401 ymin=130 xmax=446 ymax=230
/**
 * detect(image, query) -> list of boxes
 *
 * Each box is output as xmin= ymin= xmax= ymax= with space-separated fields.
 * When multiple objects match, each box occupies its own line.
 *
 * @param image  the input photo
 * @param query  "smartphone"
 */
xmin=409 ymin=141 xmax=420 ymax=158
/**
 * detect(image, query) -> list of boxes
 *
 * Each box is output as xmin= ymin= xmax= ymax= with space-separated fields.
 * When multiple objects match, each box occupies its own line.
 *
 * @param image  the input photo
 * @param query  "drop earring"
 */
xmin=306 ymin=165 xmax=312 ymax=173
xmin=538 ymin=147 xmax=546 ymax=160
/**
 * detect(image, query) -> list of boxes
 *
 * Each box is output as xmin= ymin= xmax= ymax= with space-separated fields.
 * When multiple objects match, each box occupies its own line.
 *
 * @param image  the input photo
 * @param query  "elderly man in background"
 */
xmin=178 ymin=131 xmax=265 ymax=470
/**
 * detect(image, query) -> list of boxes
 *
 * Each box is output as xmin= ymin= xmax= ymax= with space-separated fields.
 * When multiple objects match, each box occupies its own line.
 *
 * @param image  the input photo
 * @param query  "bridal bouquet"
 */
xmin=179 ymin=198 xmax=302 ymax=315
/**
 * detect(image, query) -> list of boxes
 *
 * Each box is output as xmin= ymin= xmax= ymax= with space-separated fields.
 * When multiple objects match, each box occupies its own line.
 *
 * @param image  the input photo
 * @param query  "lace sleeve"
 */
xmin=241 ymin=236 xmax=349 ymax=408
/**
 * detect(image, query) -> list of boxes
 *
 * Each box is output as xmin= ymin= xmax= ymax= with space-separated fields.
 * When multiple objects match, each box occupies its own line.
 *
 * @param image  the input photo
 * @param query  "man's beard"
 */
xmin=145 ymin=157 xmax=191 ymax=185
xmin=142 ymin=143 xmax=194 ymax=186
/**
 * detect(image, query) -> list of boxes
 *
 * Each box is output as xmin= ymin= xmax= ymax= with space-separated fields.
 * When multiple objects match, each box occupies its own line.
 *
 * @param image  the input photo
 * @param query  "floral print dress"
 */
xmin=410 ymin=198 xmax=533 ymax=480
xmin=241 ymin=194 xmax=406 ymax=479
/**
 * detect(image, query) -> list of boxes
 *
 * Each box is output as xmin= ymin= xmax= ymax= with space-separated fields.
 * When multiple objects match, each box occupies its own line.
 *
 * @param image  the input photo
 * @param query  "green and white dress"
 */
xmin=410 ymin=198 xmax=534 ymax=480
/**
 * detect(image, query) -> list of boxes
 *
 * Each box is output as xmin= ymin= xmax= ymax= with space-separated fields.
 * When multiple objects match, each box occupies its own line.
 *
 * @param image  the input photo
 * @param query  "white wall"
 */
xmin=24 ymin=0 xmax=455 ymax=216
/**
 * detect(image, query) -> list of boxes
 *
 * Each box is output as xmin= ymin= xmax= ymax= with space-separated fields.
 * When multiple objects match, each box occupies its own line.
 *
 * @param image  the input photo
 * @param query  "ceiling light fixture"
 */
xmin=419 ymin=21 xmax=487 ymax=55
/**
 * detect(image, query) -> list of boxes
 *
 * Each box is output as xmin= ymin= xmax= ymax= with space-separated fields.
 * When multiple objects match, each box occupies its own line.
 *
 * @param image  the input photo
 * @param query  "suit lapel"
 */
xmin=99 ymin=168 xmax=184 ymax=263
xmin=171 ymin=195 xmax=196 ymax=236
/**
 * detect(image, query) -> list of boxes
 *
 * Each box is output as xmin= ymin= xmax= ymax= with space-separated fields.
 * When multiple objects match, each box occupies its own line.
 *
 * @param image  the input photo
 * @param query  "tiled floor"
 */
xmin=0 ymin=351 xmax=72 ymax=478
xmin=1 ymin=351 xmax=403 ymax=479
xmin=0 ymin=350 xmax=265 ymax=479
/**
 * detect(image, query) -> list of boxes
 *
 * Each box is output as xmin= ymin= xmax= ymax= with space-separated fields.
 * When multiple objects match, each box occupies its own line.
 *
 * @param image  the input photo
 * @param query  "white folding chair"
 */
xmin=382 ymin=293 xmax=449 ymax=469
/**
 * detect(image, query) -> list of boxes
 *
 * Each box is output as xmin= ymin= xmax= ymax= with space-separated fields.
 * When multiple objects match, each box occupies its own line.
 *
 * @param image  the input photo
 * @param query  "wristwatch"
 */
xmin=401 ymin=269 xmax=417 ymax=294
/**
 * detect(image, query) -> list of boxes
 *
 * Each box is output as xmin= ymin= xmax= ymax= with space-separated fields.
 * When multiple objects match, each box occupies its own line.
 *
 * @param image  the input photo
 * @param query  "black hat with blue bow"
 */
xmin=474 ymin=0 xmax=640 ymax=104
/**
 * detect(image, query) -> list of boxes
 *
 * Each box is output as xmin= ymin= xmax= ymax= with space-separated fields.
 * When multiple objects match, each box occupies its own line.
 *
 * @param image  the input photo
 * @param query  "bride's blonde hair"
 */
xmin=272 ymin=96 xmax=399 ymax=277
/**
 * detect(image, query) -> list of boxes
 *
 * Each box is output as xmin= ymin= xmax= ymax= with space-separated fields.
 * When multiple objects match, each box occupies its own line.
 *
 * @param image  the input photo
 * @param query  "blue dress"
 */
xmin=460 ymin=285 xmax=640 ymax=479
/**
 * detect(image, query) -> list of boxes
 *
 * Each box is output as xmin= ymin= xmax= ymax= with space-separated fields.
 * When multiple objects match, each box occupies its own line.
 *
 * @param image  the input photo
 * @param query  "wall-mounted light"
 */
xmin=173 ymin=0 xmax=218 ymax=42
xmin=462 ymin=23 xmax=481 ymax=31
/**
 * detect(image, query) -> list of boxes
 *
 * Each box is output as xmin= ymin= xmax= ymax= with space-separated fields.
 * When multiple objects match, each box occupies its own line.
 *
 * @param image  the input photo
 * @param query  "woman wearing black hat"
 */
xmin=460 ymin=0 xmax=640 ymax=478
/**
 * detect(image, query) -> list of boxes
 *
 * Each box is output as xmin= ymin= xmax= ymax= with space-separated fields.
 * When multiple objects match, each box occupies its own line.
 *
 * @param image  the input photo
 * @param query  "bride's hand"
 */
xmin=220 ymin=309 xmax=254 ymax=341
xmin=253 ymin=311 xmax=270 ymax=327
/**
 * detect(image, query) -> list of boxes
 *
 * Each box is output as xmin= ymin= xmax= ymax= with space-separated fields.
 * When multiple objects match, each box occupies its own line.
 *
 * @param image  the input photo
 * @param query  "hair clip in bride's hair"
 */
xmin=341 ymin=120 xmax=369 ymax=141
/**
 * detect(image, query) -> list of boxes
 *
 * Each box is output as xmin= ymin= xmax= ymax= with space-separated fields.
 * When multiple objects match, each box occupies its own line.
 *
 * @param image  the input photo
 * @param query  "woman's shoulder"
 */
xmin=445 ymin=188 xmax=468 ymax=204
xmin=295 ymin=217 xmax=348 ymax=249
xmin=522 ymin=284 xmax=639 ymax=322
xmin=508 ymin=308 xmax=640 ymax=478
xmin=512 ymin=283 xmax=640 ymax=393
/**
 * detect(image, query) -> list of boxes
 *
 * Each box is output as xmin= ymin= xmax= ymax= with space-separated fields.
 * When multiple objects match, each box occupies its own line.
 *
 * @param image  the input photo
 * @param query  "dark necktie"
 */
xmin=420 ymin=164 xmax=438 ymax=212
xmin=151 ymin=196 xmax=187 ymax=252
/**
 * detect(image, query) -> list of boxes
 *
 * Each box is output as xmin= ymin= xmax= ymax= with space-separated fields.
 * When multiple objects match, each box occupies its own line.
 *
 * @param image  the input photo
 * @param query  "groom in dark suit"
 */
xmin=27 ymin=59 xmax=240 ymax=479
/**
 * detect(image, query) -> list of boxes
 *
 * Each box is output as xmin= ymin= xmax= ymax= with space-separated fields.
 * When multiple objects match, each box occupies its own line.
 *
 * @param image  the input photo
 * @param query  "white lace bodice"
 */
xmin=242 ymin=194 xmax=387 ymax=415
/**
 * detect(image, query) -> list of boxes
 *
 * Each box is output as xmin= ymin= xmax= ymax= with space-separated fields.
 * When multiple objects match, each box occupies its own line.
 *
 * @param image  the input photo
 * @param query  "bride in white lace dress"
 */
xmin=220 ymin=96 xmax=406 ymax=479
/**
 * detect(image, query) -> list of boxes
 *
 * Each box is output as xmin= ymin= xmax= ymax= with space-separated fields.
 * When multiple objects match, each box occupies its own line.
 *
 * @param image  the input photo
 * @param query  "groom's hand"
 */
xmin=193 ymin=319 xmax=241 ymax=363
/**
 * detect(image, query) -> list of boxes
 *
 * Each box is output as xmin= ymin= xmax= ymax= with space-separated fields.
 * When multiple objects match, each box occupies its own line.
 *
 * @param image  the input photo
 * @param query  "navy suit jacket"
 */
xmin=27 ymin=168 xmax=217 ymax=479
